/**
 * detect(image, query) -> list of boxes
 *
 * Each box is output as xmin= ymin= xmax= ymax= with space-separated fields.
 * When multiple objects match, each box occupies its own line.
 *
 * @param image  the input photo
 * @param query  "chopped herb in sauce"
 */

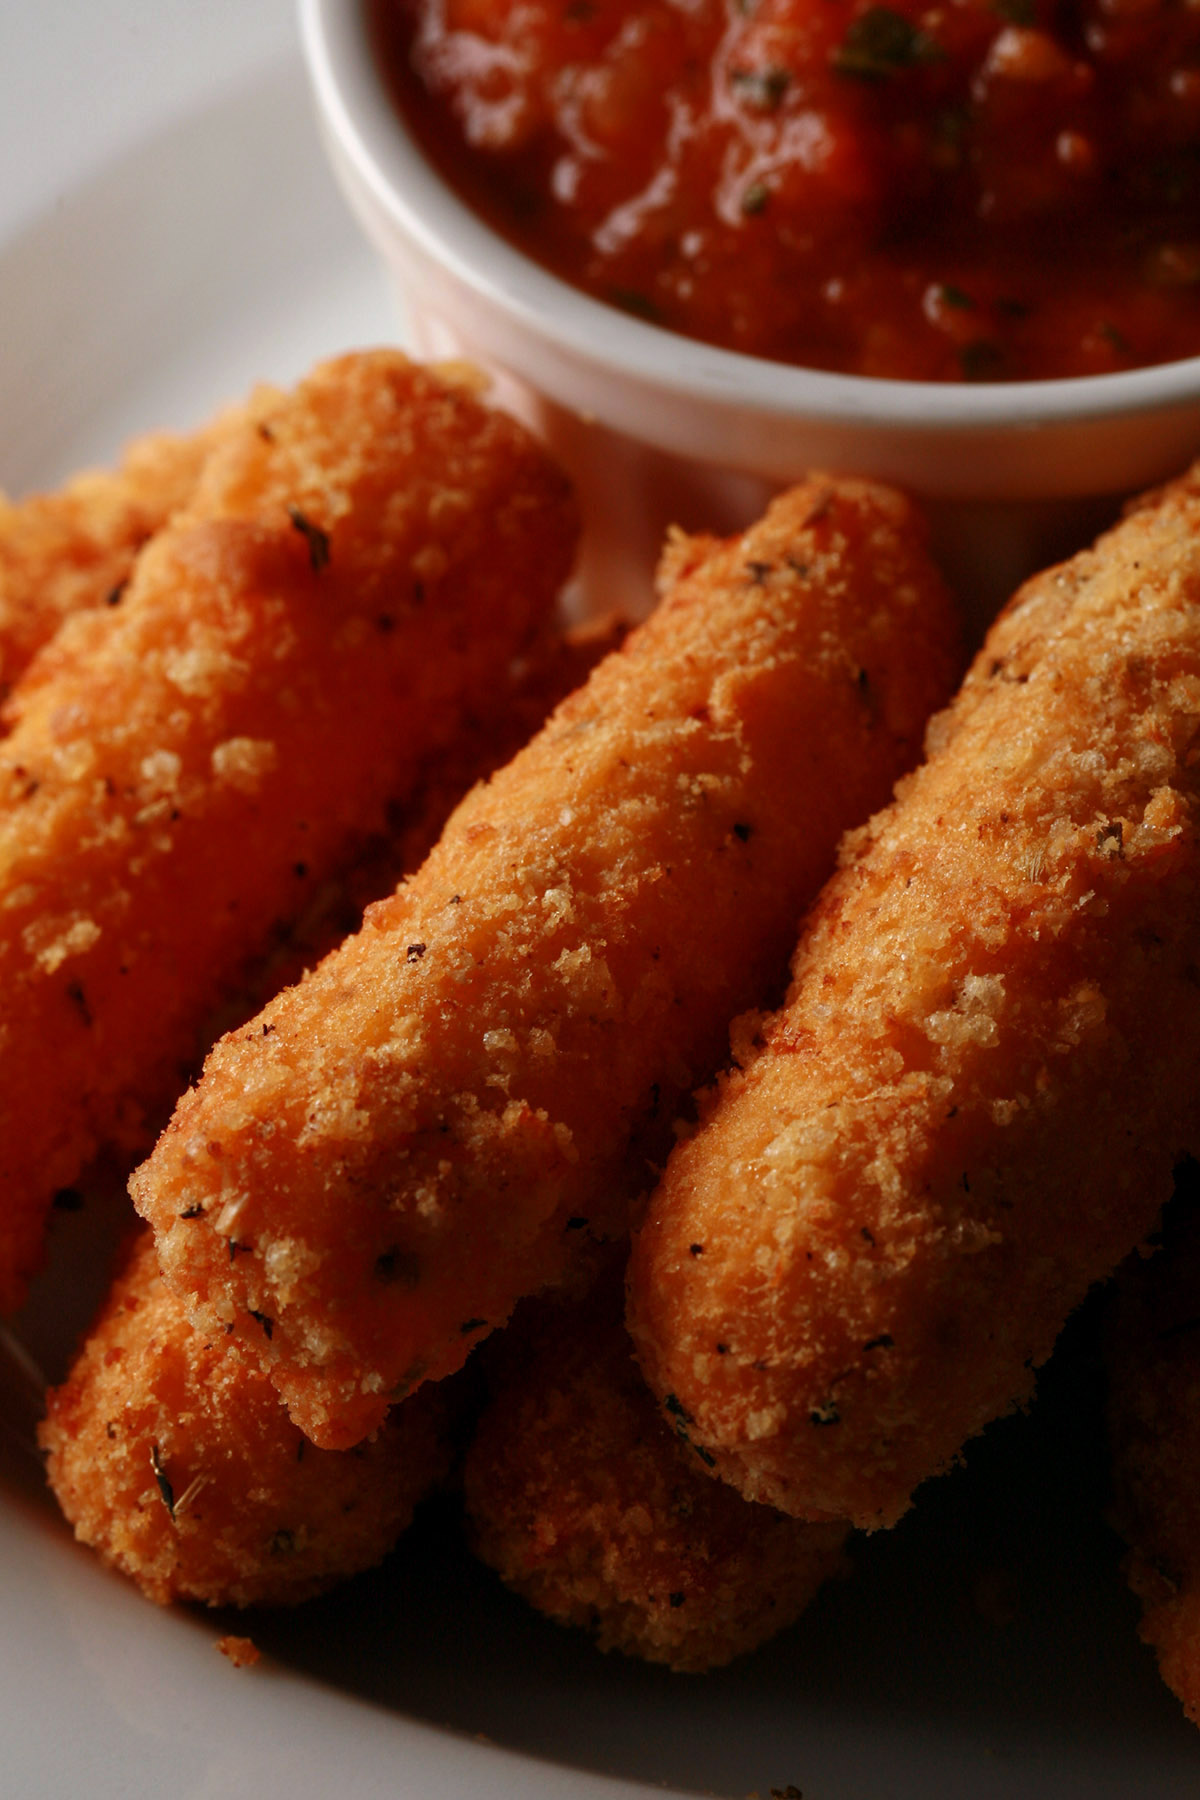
xmin=376 ymin=0 xmax=1200 ymax=379
xmin=608 ymin=286 xmax=663 ymax=322
xmin=729 ymin=65 xmax=791 ymax=110
xmin=831 ymin=8 xmax=942 ymax=81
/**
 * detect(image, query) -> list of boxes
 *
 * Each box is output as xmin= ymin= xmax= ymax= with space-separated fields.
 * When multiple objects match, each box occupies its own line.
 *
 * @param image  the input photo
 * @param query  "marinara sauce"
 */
xmin=372 ymin=0 xmax=1200 ymax=382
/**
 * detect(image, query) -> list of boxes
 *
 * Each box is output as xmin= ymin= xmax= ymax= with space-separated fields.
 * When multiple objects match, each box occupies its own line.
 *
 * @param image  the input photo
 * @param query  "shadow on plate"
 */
xmin=7 ymin=1159 xmax=1199 ymax=1798
xmin=230 ymin=1291 xmax=1197 ymax=1799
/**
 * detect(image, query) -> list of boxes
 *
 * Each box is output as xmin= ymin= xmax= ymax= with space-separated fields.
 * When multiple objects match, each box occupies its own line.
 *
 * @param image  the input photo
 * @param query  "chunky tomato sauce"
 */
xmin=372 ymin=0 xmax=1200 ymax=381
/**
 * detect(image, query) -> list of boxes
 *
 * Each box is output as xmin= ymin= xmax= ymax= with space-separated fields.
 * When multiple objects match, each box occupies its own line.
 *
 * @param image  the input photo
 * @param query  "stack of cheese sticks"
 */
xmin=4 ymin=349 xmax=1199 ymax=1712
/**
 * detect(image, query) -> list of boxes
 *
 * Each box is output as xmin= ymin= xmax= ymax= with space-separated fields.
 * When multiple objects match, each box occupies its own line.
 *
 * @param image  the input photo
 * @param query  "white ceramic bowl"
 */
xmin=299 ymin=0 xmax=1200 ymax=627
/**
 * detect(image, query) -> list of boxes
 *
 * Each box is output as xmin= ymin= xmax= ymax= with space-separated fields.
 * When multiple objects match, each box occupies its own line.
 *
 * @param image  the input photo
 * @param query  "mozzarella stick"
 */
xmin=1107 ymin=1189 xmax=1200 ymax=1728
xmin=464 ymin=1266 xmax=848 ymax=1671
xmin=37 ymin=626 xmax=628 ymax=1607
xmin=204 ymin=616 xmax=632 ymax=1058
xmin=132 ymin=476 xmax=961 ymax=1449
xmin=0 ymin=350 xmax=576 ymax=1312
xmin=39 ymin=1233 xmax=452 ymax=1607
xmin=629 ymin=470 xmax=1200 ymax=1531
xmin=0 ymin=408 xmax=247 ymax=701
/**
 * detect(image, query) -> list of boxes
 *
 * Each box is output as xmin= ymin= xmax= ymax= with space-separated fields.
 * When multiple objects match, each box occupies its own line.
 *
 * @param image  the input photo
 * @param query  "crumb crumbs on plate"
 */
xmin=216 ymin=1634 xmax=261 ymax=1669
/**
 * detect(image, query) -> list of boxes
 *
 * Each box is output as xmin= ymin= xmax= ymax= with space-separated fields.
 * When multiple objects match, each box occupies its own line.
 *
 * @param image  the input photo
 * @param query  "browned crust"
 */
xmin=132 ymin=476 xmax=961 ymax=1449
xmin=0 ymin=407 xmax=246 ymax=702
xmin=464 ymin=1266 xmax=848 ymax=1671
xmin=630 ymin=466 xmax=1200 ymax=1529
xmin=39 ymin=1232 xmax=452 ymax=1608
xmin=0 ymin=350 xmax=575 ymax=1312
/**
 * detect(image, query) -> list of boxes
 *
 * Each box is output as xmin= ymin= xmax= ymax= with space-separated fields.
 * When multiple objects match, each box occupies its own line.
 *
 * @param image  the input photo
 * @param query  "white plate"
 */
xmin=1 ymin=34 xmax=1198 ymax=1800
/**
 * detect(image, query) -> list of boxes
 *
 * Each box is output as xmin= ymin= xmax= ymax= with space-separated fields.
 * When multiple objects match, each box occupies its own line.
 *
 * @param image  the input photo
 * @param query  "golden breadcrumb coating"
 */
xmin=132 ymin=476 xmax=961 ymax=1450
xmin=37 ymin=623 xmax=625 ymax=1611
xmin=39 ymin=1233 xmax=452 ymax=1608
xmin=386 ymin=615 xmax=633 ymax=882
xmin=0 ymin=409 xmax=243 ymax=700
xmin=629 ymin=468 xmax=1200 ymax=1530
xmin=0 ymin=350 xmax=575 ymax=1312
xmin=464 ymin=1267 xmax=848 ymax=1671
xmin=208 ymin=615 xmax=632 ymax=1035
xmin=1108 ymin=1192 xmax=1200 ymax=1729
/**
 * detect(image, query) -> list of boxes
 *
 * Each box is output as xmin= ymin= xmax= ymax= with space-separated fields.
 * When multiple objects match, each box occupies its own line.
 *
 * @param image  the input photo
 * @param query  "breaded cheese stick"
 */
xmin=1107 ymin=1189 xmax=1200 ymax=1728
xmin=39 ymin=1232 xmax=452 ymax=1607
xmin=204 ymin=615 xmax=632 ymax=1054
xmin=629 ymin=469 xmax=1200 ymax=1531
xmin=132 ymin=476 xmax=961 ymax=1449
xmin=463 ymin=1265 xmax=848 ymax=1671
xmin=0 ymin=350 xmax=575 ymax=1313
xmin=37 ymin=628 xmax=627 ymax=1609
xmin=385 ymin=615 xmax=632 ymax=883
xmin=0 ymin=409 xmax=245 ymax=700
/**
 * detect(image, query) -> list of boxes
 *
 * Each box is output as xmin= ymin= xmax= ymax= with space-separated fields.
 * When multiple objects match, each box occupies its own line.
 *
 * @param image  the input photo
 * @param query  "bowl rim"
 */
xmin=300 ymin=0 xmax=1200 ymax=437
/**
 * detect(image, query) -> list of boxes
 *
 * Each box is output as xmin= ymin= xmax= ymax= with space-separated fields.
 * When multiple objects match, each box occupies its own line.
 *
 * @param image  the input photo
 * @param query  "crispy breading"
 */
xmin=629 ymin=469 xmax=1200 ymax=1530
xmin=463 ymin=1265 xmax=848 ymax=1671
xmin=0 ymin=408 xmax=247 ymax=701
xmin=131 ymin=476 xmax=961 ymax=1450
xmin=37 ymin=621 xmax=625 ymax=1607
xmin=0 ymin=350 xmax=576 ymax=1313
xmin=39 ymin=1233 xmax=452 ymax=1607
xmin=204 ymin=614 xmax=632 ymax=1037
xmin=1108 ymin=1187 xmax=1200 ymax=1728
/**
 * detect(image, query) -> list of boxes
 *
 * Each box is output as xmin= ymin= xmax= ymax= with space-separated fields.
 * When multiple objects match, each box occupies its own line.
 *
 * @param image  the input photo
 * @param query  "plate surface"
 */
xmin=1 ymin=16 xmax=1198 ymax=1800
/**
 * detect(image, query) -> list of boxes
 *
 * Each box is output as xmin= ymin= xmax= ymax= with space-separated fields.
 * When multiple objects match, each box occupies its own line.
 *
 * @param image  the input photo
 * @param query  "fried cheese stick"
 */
xmin=464 ymin=1265 xmax=848 ymax=1671
xmin=38 ymin=623 xmax=625 ymax=1607
xmin=205 ymin=614 xmax=631 ymax=1038
xmin=132 ymin=477 xmax=961 ymax=1450
xmin=0 ymin=410 xmax=245 ymax=701
xmin=630 ymin=470 xmax=1200 ymax=1530
xmin=0 ymin=350 xmax=575 ymax=1313
xmin=1107 ymin=1190 xmax=1200 ymax=1728
xmin=39 ymin=1233 xmax=452 ymax=1607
